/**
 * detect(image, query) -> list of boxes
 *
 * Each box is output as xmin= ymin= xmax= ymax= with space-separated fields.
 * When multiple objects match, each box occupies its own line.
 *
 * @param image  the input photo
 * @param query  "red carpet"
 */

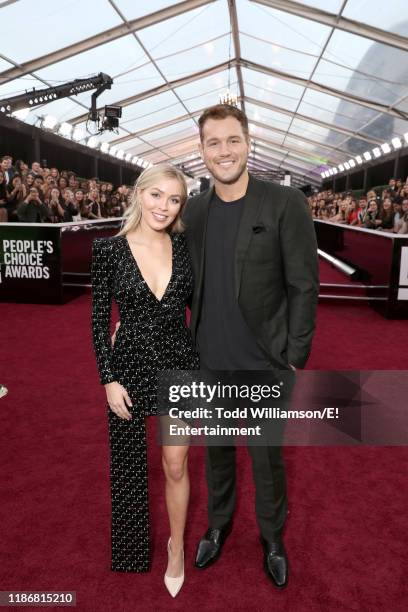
xmin=1 ymin=293 xmax=407 ymax=611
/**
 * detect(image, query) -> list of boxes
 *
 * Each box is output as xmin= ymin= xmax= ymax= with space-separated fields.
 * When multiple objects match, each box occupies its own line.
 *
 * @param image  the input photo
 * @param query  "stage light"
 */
xmin=372 ymin=147 xmax=381 ymax=158
xmin=332 ymin=168 xmax=338 ymax=174
xmin=391 ymin=137 xmax=402 ymax=149
xmin=344 ymin=161 xmax=350 ymax=170
xmin=356 ymin=155 xmax=363 ymax=164
xmin=101 ymin=142 xmax=110 ymax=153
xmin=125 ymin=153 xmax=132 ymax=162
xmin=328 ymin=169 xmax=333 ymax=176
xmin=72 ymin=127 xmax=85 ymax=142
xmin=12 ymin=108 xmax=30 ymax=120
xmin=132 ymin=156 xmax=138 ymax=164
xmin=363 ymin=151 xmax=372 ymax=161
xmin=116 ymin=149 xmax=124 ymax=160
xmin=338 ymin=164 xmax=344 ymax=172
xmin=58 ymin=122 xmax=73 ymax=138
xmin=348 ymin=159 xmax=356 ymax=168
xmin=42 ymin=114 xmax=58 ymax=130
xmin=380 ymin=142 xmax=391 ymax=154
xmin=87 ymin=136 xmax=99 ymax=148
xmin=320 ymin=172 xmax=326 ymax=178
xmin=109 ymin=145 xmax=118 ymax=156
xmin=404 ymin=133 xmax=408 ymax=144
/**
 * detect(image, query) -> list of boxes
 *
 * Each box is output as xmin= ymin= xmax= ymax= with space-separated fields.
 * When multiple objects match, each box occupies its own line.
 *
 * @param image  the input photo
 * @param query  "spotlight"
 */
xmin=348 ymin=159 xmax=356 ymax=168
xmin=42 ymin=114 xmax=58 ymax=130
xmin=132 ymin=156 xmax=138 ymax=164
xmin=101 ymin=142 xmax=110 ymax=153
xmin=363 ymin=151 xmax=372 ymax=161
xmin=116 ymin=149 xmax=124 ymax=160
xmin=332 ymin=168 xmax=338 ymax=174
xmin=125 ymin=153 xmax=132 ymax=162
xmin=59 ymin=122 xmax=73 ymax=138
xmin=72 ymin=127 xmax=86 ymax=142
xmin=372 ymin=147 xmax=381 ymax=158
xmin=356 ymin=155 xmax=363 ymax=164
xmin=344 ymin=161 xmax=350 ymax=170
xmin=87 ymin=136 xmax=99 ymax=148
xmin=109 ymin=145 xmax=118 ymax=156
xmin=391 ymin=137 xmax=402 ymax=149
xmin=380 ymin=142 xmax=391 ymax=154
xmin=404 ymin=133 xmax=408 ymax=144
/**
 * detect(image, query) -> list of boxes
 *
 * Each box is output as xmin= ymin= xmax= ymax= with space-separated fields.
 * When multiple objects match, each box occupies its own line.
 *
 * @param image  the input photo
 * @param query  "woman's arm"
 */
xmin=91 ymin=239 xmax=116 ymax=385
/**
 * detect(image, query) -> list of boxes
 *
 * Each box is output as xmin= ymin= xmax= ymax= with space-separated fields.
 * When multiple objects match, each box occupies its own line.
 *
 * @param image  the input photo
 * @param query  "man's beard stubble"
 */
xmin=211 ymin=159 xmax=248 ymax=185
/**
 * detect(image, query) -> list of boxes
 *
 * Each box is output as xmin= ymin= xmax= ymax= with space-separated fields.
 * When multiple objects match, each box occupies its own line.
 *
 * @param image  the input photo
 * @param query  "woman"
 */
xmin=364 ymin=199 xmax=381 ymax=229
xmin=377 ymin=197 xmax=394 ymax=231
xmin=6 ymin=174 xmax=27 ymax=222
xmin=91 ymin=164 xmax=199 ymax=597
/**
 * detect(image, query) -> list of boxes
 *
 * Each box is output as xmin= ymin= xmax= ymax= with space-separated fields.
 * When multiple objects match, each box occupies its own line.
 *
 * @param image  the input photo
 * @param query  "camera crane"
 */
xmin=0 ymin=72 xmax=121 ymax=133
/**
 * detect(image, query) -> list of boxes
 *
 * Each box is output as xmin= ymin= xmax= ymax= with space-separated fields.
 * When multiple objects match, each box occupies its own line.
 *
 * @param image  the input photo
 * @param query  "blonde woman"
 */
xmin=91 ymin=164 xmax=199 ymax=597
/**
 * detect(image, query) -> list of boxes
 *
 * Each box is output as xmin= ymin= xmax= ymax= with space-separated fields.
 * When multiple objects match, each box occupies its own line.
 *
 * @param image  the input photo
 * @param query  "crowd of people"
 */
xmin=0 ymin=154 xmax=132 ymax=223
xmin=308 ymin=177 xmax=408 ymax=234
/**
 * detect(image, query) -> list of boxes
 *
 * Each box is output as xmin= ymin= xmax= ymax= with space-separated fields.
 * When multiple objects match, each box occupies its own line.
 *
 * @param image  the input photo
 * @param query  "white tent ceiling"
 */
xmin=1 ymin=0 xmax=407 ymax=187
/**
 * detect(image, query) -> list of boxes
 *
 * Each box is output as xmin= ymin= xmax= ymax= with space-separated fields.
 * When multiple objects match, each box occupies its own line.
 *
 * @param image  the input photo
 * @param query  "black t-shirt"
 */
xmin=196 ymin=192 xmax=271 ymax=370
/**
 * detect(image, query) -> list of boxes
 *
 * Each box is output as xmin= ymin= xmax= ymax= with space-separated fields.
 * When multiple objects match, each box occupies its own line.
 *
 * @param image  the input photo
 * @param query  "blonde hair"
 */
xmin=117 ymin=164 xmax=187 ymax=236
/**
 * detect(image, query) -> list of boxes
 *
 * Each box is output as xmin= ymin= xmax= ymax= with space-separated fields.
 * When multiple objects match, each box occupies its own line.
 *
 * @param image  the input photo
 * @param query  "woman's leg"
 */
xmin=162 ymin=442 xmax=189 ymax=577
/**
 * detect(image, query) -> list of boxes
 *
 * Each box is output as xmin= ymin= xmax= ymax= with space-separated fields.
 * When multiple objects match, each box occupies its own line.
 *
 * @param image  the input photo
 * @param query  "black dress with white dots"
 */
xmin=91 ymin=232 xmax=199 ymax=572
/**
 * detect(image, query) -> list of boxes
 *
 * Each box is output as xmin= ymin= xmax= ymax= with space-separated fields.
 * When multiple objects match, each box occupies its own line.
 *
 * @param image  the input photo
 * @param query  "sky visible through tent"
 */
xmin=0 ymin=0 xmax=407 ymax=187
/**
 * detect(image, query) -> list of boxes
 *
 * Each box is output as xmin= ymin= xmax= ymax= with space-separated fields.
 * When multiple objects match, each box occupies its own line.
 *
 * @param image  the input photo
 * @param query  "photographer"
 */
xmin=61 ymin=188 xmax=80 ymax=222
xmin=17 ymin=187 xmax=52 ymax=223
xmin=364 ymin=200 xmax=381 ymax=229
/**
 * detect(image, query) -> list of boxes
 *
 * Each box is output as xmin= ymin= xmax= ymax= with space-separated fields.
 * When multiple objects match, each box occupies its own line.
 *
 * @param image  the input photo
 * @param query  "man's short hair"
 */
xmin=198 ymin=104 xmax=249 ymax=142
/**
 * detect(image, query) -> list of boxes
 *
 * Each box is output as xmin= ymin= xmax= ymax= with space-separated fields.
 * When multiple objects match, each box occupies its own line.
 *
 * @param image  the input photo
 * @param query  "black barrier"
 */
xmin=0 ymin=219 xmax=122 ymax=304
xmin=314 ymin=220 xmax=408 ymax=318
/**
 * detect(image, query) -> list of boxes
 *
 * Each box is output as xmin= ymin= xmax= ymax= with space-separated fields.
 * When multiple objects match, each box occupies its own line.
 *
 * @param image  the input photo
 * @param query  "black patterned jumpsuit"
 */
xmin=91 ymin=232 xmax=199 ymax=572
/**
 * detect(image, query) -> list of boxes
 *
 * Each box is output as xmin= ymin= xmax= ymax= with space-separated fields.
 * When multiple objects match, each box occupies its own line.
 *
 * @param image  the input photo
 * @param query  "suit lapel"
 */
xmin=234 ymin=174 xmax=266 ymax=299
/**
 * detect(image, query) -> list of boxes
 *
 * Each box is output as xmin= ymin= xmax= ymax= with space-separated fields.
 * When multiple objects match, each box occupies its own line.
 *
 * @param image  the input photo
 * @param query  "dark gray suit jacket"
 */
xmin=182 ymin=174 xmax=319 ymax=369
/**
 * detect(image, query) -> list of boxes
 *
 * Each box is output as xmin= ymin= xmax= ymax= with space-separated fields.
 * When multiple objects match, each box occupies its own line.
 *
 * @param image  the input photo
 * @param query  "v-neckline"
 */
xmin=124 ymin=233 xmax=175 ymax=304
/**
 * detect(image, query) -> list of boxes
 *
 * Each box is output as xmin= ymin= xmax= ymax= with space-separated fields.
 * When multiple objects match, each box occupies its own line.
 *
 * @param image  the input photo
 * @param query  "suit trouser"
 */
xmin=205 ymin=443 xmax=287 ymax=542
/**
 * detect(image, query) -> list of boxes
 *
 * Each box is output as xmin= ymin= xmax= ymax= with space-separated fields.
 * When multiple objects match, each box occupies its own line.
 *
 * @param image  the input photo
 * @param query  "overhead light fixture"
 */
xmin=72 ymin=127 xmax=85 ymax=142
xmin=58 ymin=122 xmax=73 ymax=138
xmin=87 ymin=136 xmax=99 ymax=148
xmin=356 ymin=155 xmax=363 ymax=164
xmin=338 ymin=164 xmax=344 ymax=172
xmin=372 ymin=147 xmax=381 ymax=158
xmin=101 ymin=142 xmax=110 ymax=153
xmin=391 ymin=137 xmax=402 ymax=149
xmin=363 ymin=151 xmax=372 ymax=161
xmin=42 ymin=114 xmax=58 ymax=130
xmin=380 ymin=142 xmax=391 ymax=154
xmin=348 ymin=159 xmax=356 ymax=168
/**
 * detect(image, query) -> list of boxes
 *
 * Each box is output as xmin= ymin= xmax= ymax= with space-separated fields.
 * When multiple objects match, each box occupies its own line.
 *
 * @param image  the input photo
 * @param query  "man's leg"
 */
xmin=205 ymin=445 xmax=236 ymax=528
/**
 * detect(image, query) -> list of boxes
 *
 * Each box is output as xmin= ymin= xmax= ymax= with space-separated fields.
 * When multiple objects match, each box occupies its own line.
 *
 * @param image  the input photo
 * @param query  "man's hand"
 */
xmin=289 ymin=364 xmax=296 ymax=371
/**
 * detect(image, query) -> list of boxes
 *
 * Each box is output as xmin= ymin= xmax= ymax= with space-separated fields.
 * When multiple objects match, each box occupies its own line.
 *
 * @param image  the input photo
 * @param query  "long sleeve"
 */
xmin=91 ymin=238 xmax=116 ymax=385
xmin=280 ymin=188 xmax=319 ymax=369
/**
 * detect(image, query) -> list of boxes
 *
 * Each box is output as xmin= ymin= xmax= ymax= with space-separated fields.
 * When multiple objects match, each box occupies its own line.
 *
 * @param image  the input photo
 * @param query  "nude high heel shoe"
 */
xmin=164 ymin=538 xmax=184 ymax=598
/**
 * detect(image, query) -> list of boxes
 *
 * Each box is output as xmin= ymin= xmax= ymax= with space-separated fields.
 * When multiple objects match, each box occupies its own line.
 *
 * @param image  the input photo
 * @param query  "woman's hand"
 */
xmin=111 ymin=321 xmax=121 ymax=346
xmin=104 ymin=381 xmax=133 ymax=420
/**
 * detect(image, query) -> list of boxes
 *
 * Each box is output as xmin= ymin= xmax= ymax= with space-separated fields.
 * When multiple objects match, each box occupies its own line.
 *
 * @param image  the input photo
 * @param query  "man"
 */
xmin=182 ymin=104 xmax=319 ymax=589
xmin=17 ymin=186 xmax=51 ymax=223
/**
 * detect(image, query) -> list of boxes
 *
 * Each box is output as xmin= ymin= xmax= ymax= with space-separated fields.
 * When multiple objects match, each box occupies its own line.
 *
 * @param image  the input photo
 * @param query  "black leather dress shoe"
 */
xmin=194 ymin=522 xmax=232 ymax=569
xmin=261 ymin=538 xmax=288 ymax=589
